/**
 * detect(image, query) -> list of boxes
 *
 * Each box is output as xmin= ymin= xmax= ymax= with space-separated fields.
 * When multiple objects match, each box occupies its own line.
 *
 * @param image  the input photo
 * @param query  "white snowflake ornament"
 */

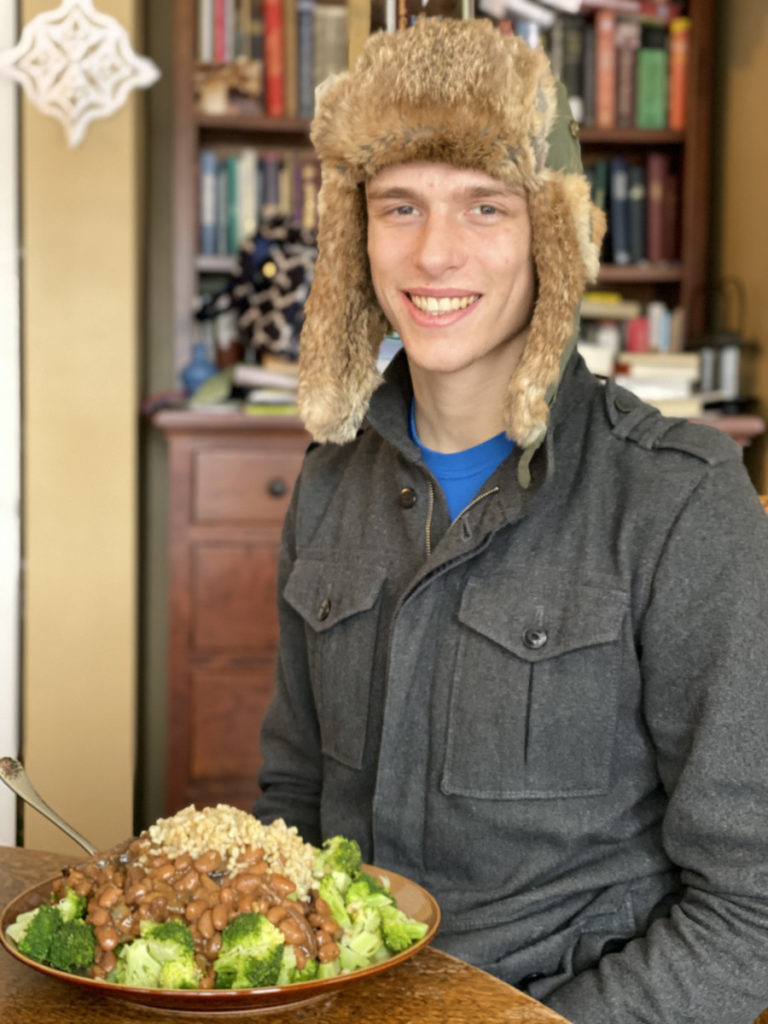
xmin=0 ymin=0 xmax=160 ymax=147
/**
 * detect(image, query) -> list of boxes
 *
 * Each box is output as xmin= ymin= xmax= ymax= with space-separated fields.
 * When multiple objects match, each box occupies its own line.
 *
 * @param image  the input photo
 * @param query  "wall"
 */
xmin=21 ymin=0 xmax=144 ymax=853
xmin=711 ymin=0 xmax=768 ymax=491
xmin=0 ymin=4 xmax=20 ymax=847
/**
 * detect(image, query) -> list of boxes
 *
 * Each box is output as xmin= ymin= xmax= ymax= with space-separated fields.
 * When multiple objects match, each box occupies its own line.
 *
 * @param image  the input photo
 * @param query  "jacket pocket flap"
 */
xmin=458 ymin=573 xmax=628 ymax=660
xmin=285 ymin=558 xmax=387 ymax=632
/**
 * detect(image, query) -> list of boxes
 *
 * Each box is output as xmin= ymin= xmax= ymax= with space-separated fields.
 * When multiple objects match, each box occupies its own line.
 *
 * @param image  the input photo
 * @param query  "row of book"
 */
xmin=580 ymin=292 xmax=686 ymax=354
xmin=484 ymin=2 xmax=691 ymax=131
xmin=199 ymin=146 xmax=320 ymax=256
xmin=587 ymin=150 xmax=678 ymax=266
xmin=196 ymin=0 xmax=349 ymax=119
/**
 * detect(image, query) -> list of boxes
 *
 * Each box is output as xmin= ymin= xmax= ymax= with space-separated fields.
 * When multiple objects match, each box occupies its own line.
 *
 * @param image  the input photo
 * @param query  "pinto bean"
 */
xmin=176 ymin=869 xmax=200 ymax=892
xmin=125 ymin=882 xmax=149 ymax=904
xmin=101 ymin=950 xmax=118 ymax=974
xmin=317 ymin=941 xmax=340 ymax=963
xmin=94 ymin=925 xmax=120 ymax=951
xmin=173 ymin=852 xmax=193 ymax=873
xmin=211 ymin=904 xmax=229 ymax=931
xmin=150 ymin=861 xmax=176 ymax=882
xmin=269 ymin=873 xmax=296 ymax=896
xmin=184 ymin=899 xmax=208 ymax=922
xmin=219 ymin=887 xmax=235 ymax=905
xmin=97 ymin=885 xmax=123 ymax=909
xmin=193 ymin=849 xmax=222 ymax=874
xmin=198 ymin=909 xmax=215 ymax=940
xmin=204 ymin=932 xmax=222 ymax=961
xmin=236 ymin=893 xmax=254 ymax=915
xmin=278 ymin=916 xmax=305 ymax=946
xmin=233 ymin=874 xmax=261 ymax=893
xmin=266 ymin=905 xmax=287 ymax=926
xmin=88 ymin=906 xmax=110 ymax=928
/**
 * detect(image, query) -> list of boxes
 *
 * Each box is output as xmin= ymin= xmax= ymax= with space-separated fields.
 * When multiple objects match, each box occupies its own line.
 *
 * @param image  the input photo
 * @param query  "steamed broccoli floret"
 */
xmin=108 ymin=919 xmax=201 ymax=989
xmin=379 ymin=903 xmax=429 ymax=954
xmin=317 ymin=875 xmax=351 ymax=930
xmin=56 ymin=886 xmax=87 ymax=923
xmin=344 ymin=872 xmax=395 ymax=910
xmin=276 ymin=944 xmax=319 ymax=985
xmin=213 ymin=912 xmax=285 ymax=990
xmin=316 ymin=956 xmax=341 ymax=979
xmin=159 ymin=958 xmax=202 ymax=990
xmin=109 ymin=938 xmax=164 ymax=988
xmin=14 ymin=903 xmax=60 ymax=963
xmin=139 ymin=919 xmax=196 ymax=962
xmin=313 ymin=835 xmax=362 ymax=894
xmin=47 ymin=918 xmax=97 ymax=973
xmin=344 ymin=905 xmax=384 ymax=961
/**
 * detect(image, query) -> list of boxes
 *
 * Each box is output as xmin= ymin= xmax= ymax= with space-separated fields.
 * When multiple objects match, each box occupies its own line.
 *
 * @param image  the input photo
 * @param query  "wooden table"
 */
xmin=0 ymin=846 xmax=570 ymax=1024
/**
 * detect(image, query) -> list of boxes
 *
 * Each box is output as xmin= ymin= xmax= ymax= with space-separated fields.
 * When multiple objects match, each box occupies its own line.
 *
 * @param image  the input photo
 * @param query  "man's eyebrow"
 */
xmin=366 ymin=183 xmax=523 ymax=202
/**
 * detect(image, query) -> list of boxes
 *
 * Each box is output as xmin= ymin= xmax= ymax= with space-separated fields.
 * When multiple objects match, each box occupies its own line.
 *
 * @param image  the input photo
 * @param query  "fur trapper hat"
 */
xmin=298 ymin=17 xmax=606 ymax=453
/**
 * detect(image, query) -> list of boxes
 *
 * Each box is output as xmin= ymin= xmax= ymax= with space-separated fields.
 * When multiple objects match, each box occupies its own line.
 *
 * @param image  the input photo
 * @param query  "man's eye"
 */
xmin=475 ymin=203 xmax=499 ymax=216
xmin=393 ymin=204 xmax=417 ymax=216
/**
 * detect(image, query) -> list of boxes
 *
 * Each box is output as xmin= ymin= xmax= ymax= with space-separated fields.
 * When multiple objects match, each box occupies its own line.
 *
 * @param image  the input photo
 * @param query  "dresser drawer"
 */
xmin=193 ymin=446 xmax=305 ymax=524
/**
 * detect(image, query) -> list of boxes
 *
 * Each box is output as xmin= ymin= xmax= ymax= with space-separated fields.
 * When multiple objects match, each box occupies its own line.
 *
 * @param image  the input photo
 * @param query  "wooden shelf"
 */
xmin=598 ymin=263 xmax=684 ymax=285
xmin=579 ymin=127 xmax=686 ymax=147
xmin=196 ymin=111 xmax=311 ymax=135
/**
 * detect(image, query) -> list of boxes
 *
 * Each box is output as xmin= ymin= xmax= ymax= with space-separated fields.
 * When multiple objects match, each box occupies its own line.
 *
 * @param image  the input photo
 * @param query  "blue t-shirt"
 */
xmin=409 ymin=401 xmax=515 ymax=521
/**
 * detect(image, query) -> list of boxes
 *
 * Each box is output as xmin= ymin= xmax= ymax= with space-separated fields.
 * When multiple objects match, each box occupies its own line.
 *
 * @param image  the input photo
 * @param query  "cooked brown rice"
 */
xmin=143 ymin=804 xmax=316 ymax=899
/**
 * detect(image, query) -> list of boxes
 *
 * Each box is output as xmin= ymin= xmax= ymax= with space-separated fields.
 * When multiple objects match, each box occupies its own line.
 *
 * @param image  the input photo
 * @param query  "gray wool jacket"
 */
xmin=254 ymin=350 xmax=768 ymax=1023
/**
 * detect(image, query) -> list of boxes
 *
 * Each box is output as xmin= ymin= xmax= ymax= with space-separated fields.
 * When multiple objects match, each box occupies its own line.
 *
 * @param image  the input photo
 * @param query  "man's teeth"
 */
xmin=410 ymin=294 xmax=479 ymax=314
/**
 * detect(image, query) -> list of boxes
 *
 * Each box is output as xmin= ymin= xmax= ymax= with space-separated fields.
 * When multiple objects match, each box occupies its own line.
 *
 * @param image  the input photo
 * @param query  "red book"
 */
xmin=263 ymin=0 xmax=285 ymax=117
xmin=625 ymin=317 xmax=650 ymax=352
xmin=594 ymin=10 xmax=617 ymax=130
xmin=668 ymin=16 xmax=691 ymax=131
xmin=645 ymin=151 xmax=668 ymax=263
xmin=214 ymin=0 xmax=228 ymax=62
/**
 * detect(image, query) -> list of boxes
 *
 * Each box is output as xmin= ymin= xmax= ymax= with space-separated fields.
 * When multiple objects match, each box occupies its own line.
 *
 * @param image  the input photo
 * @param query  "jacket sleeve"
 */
xmin=252 ymin=473 xmax=324 ymax=847
xmin=546 ymin=458 xmax=768 ymax=1024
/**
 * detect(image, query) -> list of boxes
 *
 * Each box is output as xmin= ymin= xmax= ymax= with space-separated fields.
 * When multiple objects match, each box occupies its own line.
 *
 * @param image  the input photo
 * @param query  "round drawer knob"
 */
xmin=267 ymin=477 xmax=287 ymax=497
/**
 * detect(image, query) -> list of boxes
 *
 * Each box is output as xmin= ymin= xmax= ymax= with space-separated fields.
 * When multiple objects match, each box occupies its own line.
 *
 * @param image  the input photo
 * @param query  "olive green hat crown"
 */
xmin=298 ymin=17 xmax=605 ymax=450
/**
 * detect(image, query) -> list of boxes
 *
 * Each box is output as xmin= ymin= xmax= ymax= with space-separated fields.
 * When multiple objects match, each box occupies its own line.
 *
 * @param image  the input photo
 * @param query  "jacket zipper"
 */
xmin=425 ymin=481 xmax=435 ymax=557
xmin=454 ymin=486 xmax=501 ymax=524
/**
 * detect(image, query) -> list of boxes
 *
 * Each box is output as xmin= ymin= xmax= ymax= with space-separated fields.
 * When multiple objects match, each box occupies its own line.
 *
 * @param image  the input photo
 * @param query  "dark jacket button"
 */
xmin=399 ymin=487 xmax=417 ymax=508
xmin=523 ymin=627 xmax=548 ymax=650
xmin=317 ymin=598 xmax=332 ymax=621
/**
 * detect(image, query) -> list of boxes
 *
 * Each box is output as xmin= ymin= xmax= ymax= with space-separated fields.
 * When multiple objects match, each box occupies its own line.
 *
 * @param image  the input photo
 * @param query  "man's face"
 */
xmin=366 ymin=162 xmax=536 ymax=385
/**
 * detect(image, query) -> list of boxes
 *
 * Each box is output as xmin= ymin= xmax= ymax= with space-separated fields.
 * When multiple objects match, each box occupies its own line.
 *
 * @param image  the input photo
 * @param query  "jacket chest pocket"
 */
xmin=284 ymin=558 xmax=387 ymax=770
xmin=442 ymin=573 xmax=628 ymax=800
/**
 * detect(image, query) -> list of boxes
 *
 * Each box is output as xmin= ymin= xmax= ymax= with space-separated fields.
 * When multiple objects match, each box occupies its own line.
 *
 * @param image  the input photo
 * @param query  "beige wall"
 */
xmin=713 ymin=1 xmax=768 ymax=490
xmin=21 ymin=0 xmax=142 ymax=853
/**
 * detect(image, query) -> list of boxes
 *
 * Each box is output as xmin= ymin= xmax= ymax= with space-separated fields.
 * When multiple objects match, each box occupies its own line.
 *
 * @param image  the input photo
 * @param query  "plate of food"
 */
xmin=0 ymin=804 xmax=440 ymax=1012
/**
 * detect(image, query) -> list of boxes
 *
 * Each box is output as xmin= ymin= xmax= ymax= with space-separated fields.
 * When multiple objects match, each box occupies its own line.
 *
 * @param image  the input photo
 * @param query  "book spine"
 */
xmin=239 ymin=146 xmax=259 ymax=242
xmin=635 ymin=46 xmax=668 ymax=129
xmin=263 ymin=0 xmax=285 ymax=117
xmin=250 ymin=0 xmax=265 ymax=61
xmin=313 ymin=6 xmax=349 ymax=91
xmin=627 ymin=162 xmax=646 ymax=263
xmin=608 ymin=155 xmax=631 ymax=265
xmin=215 ymin=159 xmax=229 ymax=255
xmin=214 ymin=0 xmax=228 ymax=62
xmin=297 ymin=0 xmax=315 ymax=118
xmin=614 ymin=18 xmax=641 ymax=128
xmin=668 ymin=15 xmax=691 ymax=131
xmin=227 ymin=153 xmax=240 ymax=253
xmin=198 ymin=0 xmax=214 ymax=61
xmin=260 ymin=150 xmax=283 ymax=217
xmin=199 ymin=149 xmax=218 ymax=255
xmin=594 ymin=10 xmax=616 ymax=129
xmin=645 ymin=150 xmax=668 ymax=262
xmin=348 ymin=0 xmax=372 ymax=69
xmin=561 ymin=15 xmax=586 ymax=123
xmin=625 ymin=316 xmax=650 ymax=352
xmin=580 ymin=1 xmax=682 ymax=21
xmin=581 ymin=20 xmax=595 ymax=127
xmin=283 ymin=0 xmax=298 ymax=118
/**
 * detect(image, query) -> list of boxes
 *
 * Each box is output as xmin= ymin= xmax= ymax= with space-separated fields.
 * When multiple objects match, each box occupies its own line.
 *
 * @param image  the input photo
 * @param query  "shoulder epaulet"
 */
xmin=605 ymin=380 xmax=740 ymax=466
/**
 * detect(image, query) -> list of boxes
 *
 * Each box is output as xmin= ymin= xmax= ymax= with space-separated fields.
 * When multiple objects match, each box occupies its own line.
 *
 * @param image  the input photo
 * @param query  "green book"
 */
xmin=635 ymin=48 xmax=668 ymax=129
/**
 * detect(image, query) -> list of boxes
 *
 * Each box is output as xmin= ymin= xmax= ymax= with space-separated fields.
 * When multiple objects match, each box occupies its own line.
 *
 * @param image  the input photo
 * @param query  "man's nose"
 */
xmin=414 ymin=212 xmax=466 ymax=275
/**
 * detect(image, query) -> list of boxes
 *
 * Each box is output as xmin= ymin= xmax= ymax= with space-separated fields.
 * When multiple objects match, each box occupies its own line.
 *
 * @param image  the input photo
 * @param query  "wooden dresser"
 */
xmin=154 ymin=412 xmax=309 ymax=815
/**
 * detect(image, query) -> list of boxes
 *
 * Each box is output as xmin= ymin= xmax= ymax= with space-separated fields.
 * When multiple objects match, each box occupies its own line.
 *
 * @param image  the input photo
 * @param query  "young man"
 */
xmin=252 ymin=18 xmax=768 ymax=1023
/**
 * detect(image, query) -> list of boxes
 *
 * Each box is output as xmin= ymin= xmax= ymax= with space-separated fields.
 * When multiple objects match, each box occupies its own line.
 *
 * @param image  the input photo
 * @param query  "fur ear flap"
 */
xmin=297 ymin=171 xmax=387 ymax=443
xmin=504 ymin=174 xmax=596 ymax=446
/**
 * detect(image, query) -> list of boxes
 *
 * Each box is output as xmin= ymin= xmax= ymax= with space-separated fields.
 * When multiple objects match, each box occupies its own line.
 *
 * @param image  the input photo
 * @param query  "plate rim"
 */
xmin=0 ymin=861 xmax=440 ymax=1011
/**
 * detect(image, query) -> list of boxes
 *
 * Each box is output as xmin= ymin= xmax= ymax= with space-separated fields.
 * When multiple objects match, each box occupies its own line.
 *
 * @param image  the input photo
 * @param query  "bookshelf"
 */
xmin=172 ymin=0 xmax=715 ymax=376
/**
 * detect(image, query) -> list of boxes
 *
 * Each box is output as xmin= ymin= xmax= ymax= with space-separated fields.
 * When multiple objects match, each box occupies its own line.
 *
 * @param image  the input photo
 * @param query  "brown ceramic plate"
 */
xmin=0 ymin=862 xmax=440 ymax=1012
